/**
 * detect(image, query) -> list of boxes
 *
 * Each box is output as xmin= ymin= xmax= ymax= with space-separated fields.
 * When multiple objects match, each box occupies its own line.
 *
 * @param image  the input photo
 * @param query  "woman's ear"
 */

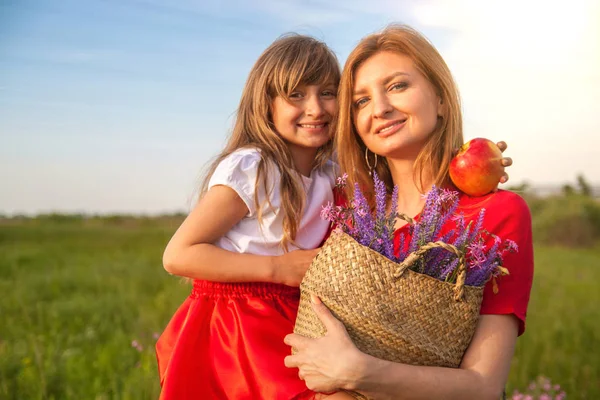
xmin=437 ymin=97 xmax=445 ymax=117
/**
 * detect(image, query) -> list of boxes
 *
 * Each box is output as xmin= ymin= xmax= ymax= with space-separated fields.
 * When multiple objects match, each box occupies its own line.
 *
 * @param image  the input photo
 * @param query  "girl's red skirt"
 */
xmin=156 ymin=280 xmax=317 ymax=399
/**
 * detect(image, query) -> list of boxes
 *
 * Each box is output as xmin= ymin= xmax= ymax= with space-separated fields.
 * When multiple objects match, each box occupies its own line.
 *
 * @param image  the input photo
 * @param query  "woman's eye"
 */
xmin=354 ymin=97 xmax=369 ymax=108
xmin=390 ymin=82 xmax=408 ymax=91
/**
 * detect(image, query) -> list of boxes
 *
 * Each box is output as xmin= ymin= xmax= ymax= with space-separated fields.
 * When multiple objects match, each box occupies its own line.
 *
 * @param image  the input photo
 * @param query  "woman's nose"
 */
xmin=372 ymin=94 xmax=393 ymax=118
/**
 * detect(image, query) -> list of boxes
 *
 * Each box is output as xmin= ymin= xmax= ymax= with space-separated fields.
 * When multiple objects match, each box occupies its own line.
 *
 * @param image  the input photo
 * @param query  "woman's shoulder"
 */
xmin=459 ymin=189 xmax=530 ymax=218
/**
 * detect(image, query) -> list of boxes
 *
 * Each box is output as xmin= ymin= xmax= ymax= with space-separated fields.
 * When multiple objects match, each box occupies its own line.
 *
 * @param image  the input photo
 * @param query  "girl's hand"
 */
xmin=273 ymin=248 xmax=320 ymax=287
xmin=284 ymin=295 xmax=364 ymax=392
xmin=496 ymin=141 xmax=512 ymax=184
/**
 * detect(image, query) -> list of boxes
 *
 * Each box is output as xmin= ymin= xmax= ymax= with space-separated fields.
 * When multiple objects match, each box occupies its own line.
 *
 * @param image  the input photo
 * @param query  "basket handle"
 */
xmin=392 ymin=241 xmax=467 ymax=301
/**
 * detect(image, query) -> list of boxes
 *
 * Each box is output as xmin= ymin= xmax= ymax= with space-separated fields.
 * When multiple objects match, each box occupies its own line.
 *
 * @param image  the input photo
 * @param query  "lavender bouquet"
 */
xmin=294 ymin=171 xmax=519 ymax=393
xmin=320 ymin=172 xmax=516 ymax=290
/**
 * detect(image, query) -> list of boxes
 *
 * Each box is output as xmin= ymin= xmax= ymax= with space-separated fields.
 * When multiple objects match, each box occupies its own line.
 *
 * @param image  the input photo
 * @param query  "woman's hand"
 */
xmin=496 ymin=141 xmax=512 ymax=184
xmin=452 ymin=141 xmax=512 ymax=186
xmin=272 ymin=248 xmax=320 ymax=287
xmin=284 ymin=295 xmax=365 ymax=392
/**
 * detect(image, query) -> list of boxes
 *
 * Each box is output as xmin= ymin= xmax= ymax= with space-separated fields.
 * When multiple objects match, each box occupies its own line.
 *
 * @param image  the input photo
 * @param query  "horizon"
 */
xmin=2 ymin=182 xmax=598 ymax=217
xmin=2 ymin=0 xmax=599 ymax=215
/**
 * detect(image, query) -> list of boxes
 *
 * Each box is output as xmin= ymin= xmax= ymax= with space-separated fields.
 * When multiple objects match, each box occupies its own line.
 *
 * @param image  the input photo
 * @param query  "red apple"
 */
xmin=449 ymin=138 xmax=504 ymax=197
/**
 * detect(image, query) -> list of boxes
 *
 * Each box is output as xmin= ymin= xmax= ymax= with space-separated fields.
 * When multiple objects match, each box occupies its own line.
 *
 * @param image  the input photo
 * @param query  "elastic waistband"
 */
xmin=190 ymin=280 xmax=300 ymax=299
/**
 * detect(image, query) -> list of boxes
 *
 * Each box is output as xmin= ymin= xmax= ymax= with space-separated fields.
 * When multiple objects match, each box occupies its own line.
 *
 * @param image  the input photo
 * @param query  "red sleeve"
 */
xmin=477 ymin=190 xmax=534 ymax=336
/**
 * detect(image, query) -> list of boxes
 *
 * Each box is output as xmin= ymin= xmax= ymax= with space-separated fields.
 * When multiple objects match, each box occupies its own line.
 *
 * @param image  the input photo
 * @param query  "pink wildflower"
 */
xmin=320 ymin=202 xmax=334 ymax=221
xmin=336 ymin=173 xmax=348 ymax=187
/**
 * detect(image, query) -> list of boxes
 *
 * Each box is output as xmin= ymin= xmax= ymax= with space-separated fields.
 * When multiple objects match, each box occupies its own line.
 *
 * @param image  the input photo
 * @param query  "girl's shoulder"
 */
xmin=220 ymin=147 xmax=262 ymax=167
xmin=210 ymin=147 xmax=268 ymax=191
xmin=324 ymin=159 xmax=340 ymax=174
xmin=316 ymin=159 xmax=340 ymax=186
xmin=215 ymin=147 xmax=279 ymax=178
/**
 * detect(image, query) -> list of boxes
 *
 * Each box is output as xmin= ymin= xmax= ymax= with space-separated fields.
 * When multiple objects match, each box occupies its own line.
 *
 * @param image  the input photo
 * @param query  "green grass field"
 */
xmin=1 ymin=218 xmax=598 ymax=399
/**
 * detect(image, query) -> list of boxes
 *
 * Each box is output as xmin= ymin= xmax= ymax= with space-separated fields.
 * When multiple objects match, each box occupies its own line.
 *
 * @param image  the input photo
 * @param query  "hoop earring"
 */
xmin=365 ymin=147 xmax=378 ymax=175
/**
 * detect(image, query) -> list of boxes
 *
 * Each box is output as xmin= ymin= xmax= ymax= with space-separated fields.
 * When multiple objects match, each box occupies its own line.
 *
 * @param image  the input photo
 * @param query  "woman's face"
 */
xmin=352 ymin=51 xmax=442 ymax=159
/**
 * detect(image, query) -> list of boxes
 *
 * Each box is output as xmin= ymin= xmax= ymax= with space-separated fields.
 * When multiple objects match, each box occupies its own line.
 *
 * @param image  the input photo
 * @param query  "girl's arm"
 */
xmin=163 ymin=185 xmax=318 ymax=286
xmin=285 ymin=296 xmax=518 ymax=400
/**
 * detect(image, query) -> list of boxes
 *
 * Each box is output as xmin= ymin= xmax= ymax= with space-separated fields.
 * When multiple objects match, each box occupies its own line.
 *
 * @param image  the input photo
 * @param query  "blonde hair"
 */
xmin=335 ymin=24 xmax=463 ymax=202
xmin=200 ymin=34 xmax=340 ymax=250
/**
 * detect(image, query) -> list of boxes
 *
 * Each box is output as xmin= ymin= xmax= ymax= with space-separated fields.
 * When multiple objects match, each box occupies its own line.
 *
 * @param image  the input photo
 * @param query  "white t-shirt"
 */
xmin=208 ymin=148 xmax=337 ymax=256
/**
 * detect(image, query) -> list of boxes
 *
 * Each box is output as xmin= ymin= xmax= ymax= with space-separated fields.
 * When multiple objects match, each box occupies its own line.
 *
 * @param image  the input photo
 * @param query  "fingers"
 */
xmin=284 ymin=333 xmax=312 ymax=350
xmin=501 ymin=157 xmax=512 ymax=167
xmin=284 ymin=354 xmax=301 ymax=368
xmin=298 ymin=369 xmax=306 ymax=381
xmin=500 ymin=172 xmax=509 ymax=184
xmin=496 ymin=141 xmax=508 ymax=152
xmin=310 ymin=294 xmax=344 ymax=331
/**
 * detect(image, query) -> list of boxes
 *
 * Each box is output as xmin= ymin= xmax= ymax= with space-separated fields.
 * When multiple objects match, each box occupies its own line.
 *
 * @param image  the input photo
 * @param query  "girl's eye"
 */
xmin=321 ymin=90 xmax=337 ymax=98
xmin=390 ymin=82 xmax=408 ymax=91
xmin=289 ymin=92 xmax=303 ymax=99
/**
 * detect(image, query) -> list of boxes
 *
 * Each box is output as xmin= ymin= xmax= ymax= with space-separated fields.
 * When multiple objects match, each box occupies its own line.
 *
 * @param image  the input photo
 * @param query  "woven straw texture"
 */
xmin=293 ymin=231 xmax=484 ymax=398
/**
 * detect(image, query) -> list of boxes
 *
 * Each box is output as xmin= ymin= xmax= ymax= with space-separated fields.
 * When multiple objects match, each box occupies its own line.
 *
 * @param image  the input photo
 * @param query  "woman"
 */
xmin=284 ymin=25 xmax=534 ymax=400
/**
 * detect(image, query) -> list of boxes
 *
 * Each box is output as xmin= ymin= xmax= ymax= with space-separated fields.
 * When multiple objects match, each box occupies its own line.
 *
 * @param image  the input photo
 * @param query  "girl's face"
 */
xmin=352 ymin=51 xmax=442 ymax=159
xmin=271 ymin=83 xmax=337 ymax=156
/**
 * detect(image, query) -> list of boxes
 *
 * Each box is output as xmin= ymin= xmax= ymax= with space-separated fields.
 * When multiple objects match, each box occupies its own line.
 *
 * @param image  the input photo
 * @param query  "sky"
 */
xmin=1 ymin=0 xmax=599 ymax=215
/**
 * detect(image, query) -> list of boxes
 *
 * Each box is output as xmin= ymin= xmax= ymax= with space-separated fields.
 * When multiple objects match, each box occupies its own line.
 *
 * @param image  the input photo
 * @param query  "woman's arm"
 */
xmin=163 ymin=185 xmax=318 ymax=286
xmin=285 ymin=296 xmax=518 ymax=400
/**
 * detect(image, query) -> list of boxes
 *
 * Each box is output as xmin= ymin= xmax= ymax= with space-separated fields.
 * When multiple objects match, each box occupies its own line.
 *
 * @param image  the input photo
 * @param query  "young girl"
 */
xmin=155 ymin=34 xmax=354 ymax=400
xmin=285 ymin=25 xmax=534 ymax=399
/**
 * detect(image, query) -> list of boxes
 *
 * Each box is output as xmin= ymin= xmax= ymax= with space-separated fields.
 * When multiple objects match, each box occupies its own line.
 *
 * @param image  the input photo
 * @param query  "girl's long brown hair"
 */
xmin=335 ymin=24 xmax=463 ymax=202
xmin=200 ymin=34 xmax=340 ymax=250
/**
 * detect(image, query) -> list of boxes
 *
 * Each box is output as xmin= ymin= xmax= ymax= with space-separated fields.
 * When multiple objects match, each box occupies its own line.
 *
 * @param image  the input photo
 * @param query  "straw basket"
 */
xmin=293 ymin=231 xmax=484 ymax=399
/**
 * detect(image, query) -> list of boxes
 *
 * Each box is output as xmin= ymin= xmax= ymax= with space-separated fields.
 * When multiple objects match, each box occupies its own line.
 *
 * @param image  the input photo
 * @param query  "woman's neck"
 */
xmin=387 ymin=157 xmax=433 ymax=220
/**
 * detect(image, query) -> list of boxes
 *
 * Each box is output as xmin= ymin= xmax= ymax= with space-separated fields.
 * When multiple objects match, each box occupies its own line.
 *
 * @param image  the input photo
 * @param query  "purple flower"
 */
xmin=373 ymin=172 xmax=387 ymax=222
xmin=467 ymin=209 xmax=486 ymax=243
xmin=424 ymin=229 xmax=456 ymax=276
xmin=352 ymin=183 xmax=375 ymax=246
xmin=396 ymin=232 xmax=406 ymax=261
xmin=440 ymin=258 xmax=460 ymax=281
xmin=327 ymin=173 xmax=517 ymax=287
xmin=450 ymin=219 xmax=472 ymax=251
